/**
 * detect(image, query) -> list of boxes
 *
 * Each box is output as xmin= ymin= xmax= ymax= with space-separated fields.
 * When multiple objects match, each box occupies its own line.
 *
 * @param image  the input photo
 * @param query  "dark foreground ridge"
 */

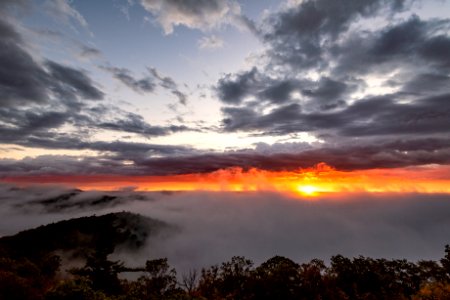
xmin=1 ymin=212 xmax=450 ymax=299
xmin=0 ymin=212 xmax=170 ymax=259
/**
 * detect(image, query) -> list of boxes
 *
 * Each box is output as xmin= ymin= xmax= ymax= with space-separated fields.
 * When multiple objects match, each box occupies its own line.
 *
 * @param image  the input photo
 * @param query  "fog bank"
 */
xmin=1 ymin=184 xmax=450 ymax=273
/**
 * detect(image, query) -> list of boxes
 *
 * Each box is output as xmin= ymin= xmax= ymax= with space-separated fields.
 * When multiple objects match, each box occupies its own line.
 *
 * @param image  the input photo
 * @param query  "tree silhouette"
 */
xmin=127 ymin=258 xmax=181 ymax=300
xmin=252 ymin=256 xmax=302 ymax=300
xmin=70 ymin=246 xmax=124 ymax=295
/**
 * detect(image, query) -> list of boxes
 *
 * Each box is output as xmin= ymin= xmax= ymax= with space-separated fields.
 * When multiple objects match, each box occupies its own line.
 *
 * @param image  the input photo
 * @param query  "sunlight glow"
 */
xmin=297 ymin=185 xmax=319 ymax=196
xmin=3 ymin=163 xmax=450 ymax=198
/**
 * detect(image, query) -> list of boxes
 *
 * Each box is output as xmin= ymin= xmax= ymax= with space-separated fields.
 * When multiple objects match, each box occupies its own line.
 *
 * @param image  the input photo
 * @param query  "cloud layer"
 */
xmin=1 ymin=185 xmax=450 ymax=274
xmin=2 ymin=137 xmax=450 ymax=177
xmin=212 ymin=0 xmax=450 ymax=165
xmin=0 ymin=13 xmax=192 ymax=161
xmin=217 ymin=5 xmax=450 ymax=140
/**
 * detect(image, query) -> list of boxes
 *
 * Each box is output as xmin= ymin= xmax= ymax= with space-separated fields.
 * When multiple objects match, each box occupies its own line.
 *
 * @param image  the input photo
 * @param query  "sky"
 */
xmin=1 ymin=0 xmax=450 ymax=194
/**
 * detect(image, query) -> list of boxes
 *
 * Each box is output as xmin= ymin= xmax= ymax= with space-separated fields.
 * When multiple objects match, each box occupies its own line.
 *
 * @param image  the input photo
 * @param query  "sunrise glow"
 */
xmin=4 ymin=163 xmax=450 ymax=197
xmin=296 ymin=185 xmax=319 ymax=196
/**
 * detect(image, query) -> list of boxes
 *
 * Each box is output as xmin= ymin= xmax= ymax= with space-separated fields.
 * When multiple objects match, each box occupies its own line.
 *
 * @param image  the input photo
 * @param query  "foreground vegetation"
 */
xmin=1 ymin=213 xmax=450 ymax=299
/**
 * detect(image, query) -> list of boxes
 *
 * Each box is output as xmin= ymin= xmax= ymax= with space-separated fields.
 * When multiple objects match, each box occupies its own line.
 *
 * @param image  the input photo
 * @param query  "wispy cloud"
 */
xmin=139 ymin=0 xmax=241 ymax=34
xmin=198 ymin=35 xmax=224 ymax=50
xmin=44 ymin=0 xmax=92 ymax=36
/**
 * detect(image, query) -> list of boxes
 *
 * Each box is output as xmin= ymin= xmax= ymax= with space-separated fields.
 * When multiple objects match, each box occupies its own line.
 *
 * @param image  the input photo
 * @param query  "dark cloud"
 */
xmin=46 ymin=61 xmax=104 ymax=101
xmin=222 ymin=103 xmax=303 ymax=133
xmin=1 ymin=133 xmax=450 ymax=177
xmin=0 ymin=108 xmax=68 ymax=138
xmin=87 ymin=140 xmax=192 ymax=157
xmin=216 ymin=69 xmax=352 ymax=109
xmin=83 ymin=104 xmax=193 ymax=137
xmin=79 ymin=45 xmax=102 ymax=59
xmin=148 ymin=67 xmax=177 ymax=90
xmin=0 ymin=103 xmax=191 ymax=151
xmin=272 ymin=0 xmax=408 ymax=39
xmin=259 ymin=80 xmax=298 ymax=104
xmin=0 ymin=109 xmax=194 ymax=159
xmin=0 ymin=18 xmax=50 ymax=107
xmin=419 ymin=34 xmax=450 ymax=70
xmin=332 ymin=16 xmax=450 ymax=75
xmin=217 ymin=68 xmax=306 ymax=105
xmin=0 ymin=17 xmax=21 ymax=40
xmin=214 ymin=4 xmax=450 ymax=147
xmin=149 ymin=67 xmax=188 ymax=105
xmin=401 ymin=73 xmax=450 ymax=96
xmin=171 ymin=90 xmax=187 ymax=106
xmin=103 ymin=66 xmax=156 ymax=94
xmin=301 ymin=77 xmax=350 ymax=108
xmin=0 ymin=138 xmax=196 ymax=176
xmin=6 ymin=137 xmax=447 ymax=176
xmin=370 ymin=15 xmax=426 ymax=57
xmin=262 ymin=0 xmax=409 ymax=70
xmin=0 ymin=16 xmax=187 ymax=149
xmin=221 ymin=92 xmax=450 ymax=137
xmin=0 ymin=92 xmax=190 ymax=159
xmin=216 ymin=68 xmax=259 ymax=104
xmin=0 ymin=17 xmax=104 ymax=107
xmin=131 ymin=138 xmax=450 ymax=175
xmin=96 ymin=111 xmax=189 ymax=137
xmin=339 ymin=93 xmax=450 ymax=137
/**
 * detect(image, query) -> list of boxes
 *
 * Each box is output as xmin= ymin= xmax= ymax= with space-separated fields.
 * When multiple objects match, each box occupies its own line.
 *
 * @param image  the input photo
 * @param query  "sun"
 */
xmin=297 ymin=185 xmax=319 ymax=196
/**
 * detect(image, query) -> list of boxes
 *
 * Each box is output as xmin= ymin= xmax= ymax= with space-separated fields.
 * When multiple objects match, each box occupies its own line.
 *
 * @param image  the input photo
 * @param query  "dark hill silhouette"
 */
xmin=0 ymin=212 xmax=172 ymax=260
xmin=15 ymin=189 xmax=136 ymax=212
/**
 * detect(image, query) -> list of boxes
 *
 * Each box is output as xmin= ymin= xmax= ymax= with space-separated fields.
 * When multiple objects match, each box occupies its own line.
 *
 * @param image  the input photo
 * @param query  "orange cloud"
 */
xmin=3 ymin=163 xmax=450 ymax=196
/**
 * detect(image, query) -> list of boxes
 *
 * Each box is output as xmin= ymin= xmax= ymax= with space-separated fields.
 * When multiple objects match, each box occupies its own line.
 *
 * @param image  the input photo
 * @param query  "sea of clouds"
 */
xmin=1 ymin=183 xmax=450 ymax=274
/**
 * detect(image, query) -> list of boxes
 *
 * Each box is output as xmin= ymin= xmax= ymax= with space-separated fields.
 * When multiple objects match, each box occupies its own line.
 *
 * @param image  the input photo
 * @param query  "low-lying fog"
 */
xmin=1 ymin=183 xmax=450 ymax=274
